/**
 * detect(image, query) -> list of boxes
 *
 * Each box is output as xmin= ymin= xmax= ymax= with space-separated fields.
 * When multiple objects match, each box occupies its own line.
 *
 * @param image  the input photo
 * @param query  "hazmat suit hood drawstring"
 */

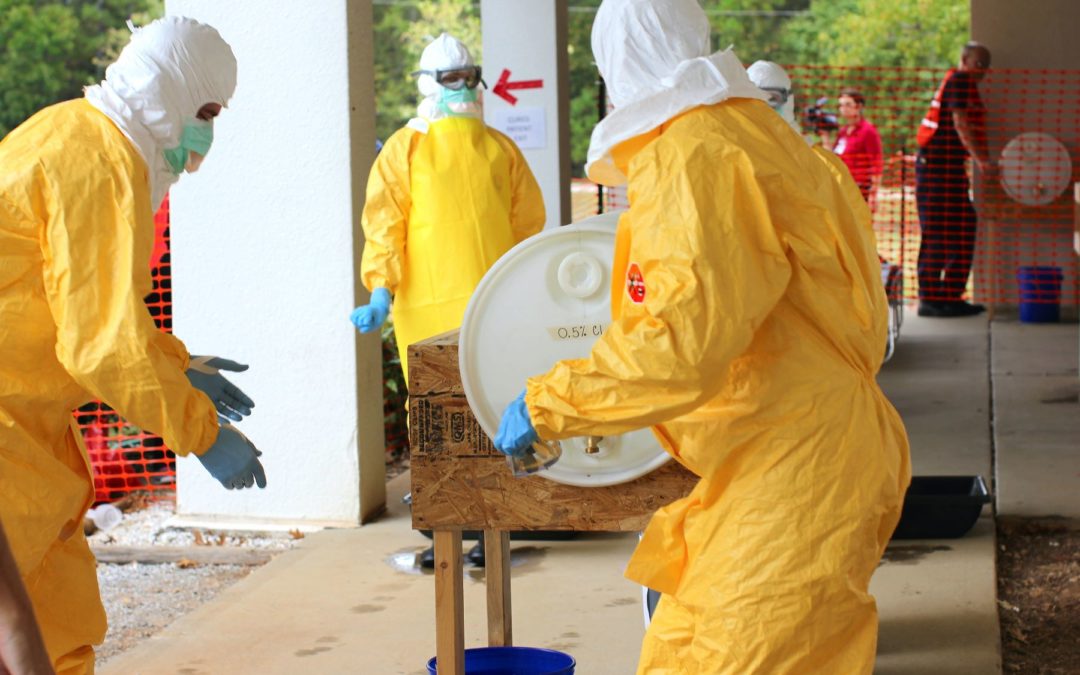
xmin=85 ymin=16 xmax=237 ymax=211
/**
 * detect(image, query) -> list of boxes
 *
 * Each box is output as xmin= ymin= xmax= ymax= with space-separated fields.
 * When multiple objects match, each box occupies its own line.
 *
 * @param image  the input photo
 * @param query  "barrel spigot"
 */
xmin=584 ymin=435 xmax=603 ymax=454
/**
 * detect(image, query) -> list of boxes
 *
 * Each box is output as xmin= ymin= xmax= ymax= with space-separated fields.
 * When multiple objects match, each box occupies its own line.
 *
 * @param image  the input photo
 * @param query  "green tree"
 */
xmin=781 ymin=0 xmax=969 ymax=154
xmin=94 ymin=0 xmax=164 ymax=70
xmin=0 ymin=0 xmax=161 ymax=138
xmin=702 ymin=0 xmax=809 ymax=61
xmin=0 ymin=2 xmax=80 ymax=137
xmin=782 ymin=0 xmax=968 ymax=67
xmin=566 ymin=0 xmax=603 ymax=176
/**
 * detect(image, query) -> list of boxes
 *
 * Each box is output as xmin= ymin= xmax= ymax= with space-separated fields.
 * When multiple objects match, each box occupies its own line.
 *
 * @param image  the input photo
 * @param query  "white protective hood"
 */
xmin=85 ymin=16 xmax=237 ymax=211
xmin=747 ymin=60 xmax=801 ymax=135
xmin=407 ymin=32 xmax=482 ymax=133
xmin=586 ymin=0 xmax=768 ymax=186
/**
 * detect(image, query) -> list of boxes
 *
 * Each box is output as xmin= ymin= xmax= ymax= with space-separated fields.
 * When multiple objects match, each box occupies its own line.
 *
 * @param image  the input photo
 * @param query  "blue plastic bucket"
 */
xmin=1016 ymin=266 xmax=1064 ymax=323
xmin=426 ymin=646 xmax=575 ymax=675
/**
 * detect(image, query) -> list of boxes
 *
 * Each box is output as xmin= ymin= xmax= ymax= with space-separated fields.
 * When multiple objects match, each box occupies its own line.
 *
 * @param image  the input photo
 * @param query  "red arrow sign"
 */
xmin=492 ymin=69 xmax=543 ymax=105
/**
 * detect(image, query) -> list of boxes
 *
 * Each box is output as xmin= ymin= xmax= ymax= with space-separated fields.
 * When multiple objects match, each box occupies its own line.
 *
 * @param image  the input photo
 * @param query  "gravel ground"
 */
xmin=92 ymin=499 xmax=301 ymax=666
xmin=89 ymin=500 xmax=303 ymax=550
xmin=96 ymin=562 xmax=253 ymax=664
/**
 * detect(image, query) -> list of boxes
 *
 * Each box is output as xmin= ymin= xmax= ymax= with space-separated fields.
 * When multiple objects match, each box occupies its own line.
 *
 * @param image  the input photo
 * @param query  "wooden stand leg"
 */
xmin=484 ymin=529 xmax=512 ymax=646
xmin=434 ymin=530 xmax=464 ymax=675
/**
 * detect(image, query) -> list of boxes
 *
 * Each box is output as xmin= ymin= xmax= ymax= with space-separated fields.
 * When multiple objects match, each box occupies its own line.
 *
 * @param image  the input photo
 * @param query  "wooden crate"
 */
xmin=407 ymin=329 xmax=697 ymax=532
xmin=407 ymin=329 xmax=698 ymax=674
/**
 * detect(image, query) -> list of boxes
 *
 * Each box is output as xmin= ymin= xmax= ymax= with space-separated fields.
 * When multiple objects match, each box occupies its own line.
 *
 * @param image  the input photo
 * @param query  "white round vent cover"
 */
xmin=459 ymin=212 xmax=669 ymax=487
xmin=999 ymin=131 xmax=1072 ymax=206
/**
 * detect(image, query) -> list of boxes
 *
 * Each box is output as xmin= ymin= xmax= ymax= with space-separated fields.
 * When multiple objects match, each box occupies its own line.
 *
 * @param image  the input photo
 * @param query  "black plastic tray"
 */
xmin=890 ymin=475 xmax=991 ymax=540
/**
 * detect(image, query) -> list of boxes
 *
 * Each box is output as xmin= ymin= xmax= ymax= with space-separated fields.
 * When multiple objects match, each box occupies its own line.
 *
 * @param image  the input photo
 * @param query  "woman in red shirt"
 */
xmin=825 ymin=88 xmax=884 ymax=210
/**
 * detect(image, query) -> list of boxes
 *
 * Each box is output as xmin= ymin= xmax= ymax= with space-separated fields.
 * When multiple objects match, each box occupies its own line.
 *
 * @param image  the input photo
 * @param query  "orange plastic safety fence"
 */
xmin=579 ymin=65 xmax=1079 ymax=312
xmin=74 ymin=195 xmax=176 ymax=503
xmin=790 ymin=64 xmax=1078 ymax=311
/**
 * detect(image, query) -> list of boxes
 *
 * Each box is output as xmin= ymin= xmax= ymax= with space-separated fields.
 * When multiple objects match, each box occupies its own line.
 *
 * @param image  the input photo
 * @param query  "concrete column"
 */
xmin=165 ymin=0 xmax=384 ymax=527
xmin=970 ymin=0 xmax=1080 ymax=316
xmin=481 ymin=0 xmax=571 ymax=229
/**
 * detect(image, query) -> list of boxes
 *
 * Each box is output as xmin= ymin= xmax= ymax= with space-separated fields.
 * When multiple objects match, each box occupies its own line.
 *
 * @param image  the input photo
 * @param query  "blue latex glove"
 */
xmin=196 ymin=424 xmax=267 ymax=490
xmin=494 ymin=390 xmax=539 ymax=457
xmin=186 ymin=356 xmax=255 ymax=422
xmin=350 ymin=287 xmax=391 ymax=333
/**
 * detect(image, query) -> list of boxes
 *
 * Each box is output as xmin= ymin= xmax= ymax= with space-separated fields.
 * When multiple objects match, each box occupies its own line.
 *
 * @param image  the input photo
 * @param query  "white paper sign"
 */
xmin=492 ymin=107 xmax=546 ymax=150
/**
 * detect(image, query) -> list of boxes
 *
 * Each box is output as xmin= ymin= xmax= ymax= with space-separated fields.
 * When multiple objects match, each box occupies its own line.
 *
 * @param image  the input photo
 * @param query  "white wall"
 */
xmin=166 ymin=0 xmax=384 ymax=527
xmin=482 ymin=0 xmax=571 ymax=229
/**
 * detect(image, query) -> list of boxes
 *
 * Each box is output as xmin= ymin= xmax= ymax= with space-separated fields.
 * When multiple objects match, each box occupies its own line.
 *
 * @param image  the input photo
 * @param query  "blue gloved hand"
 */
xmin=186 ymin=356 xmax=255 ymax=422
xmin=350 ymin=287 xmax=392 ymax=333
xmin=196 ymin=424 xmax=267 ymax=490
xmin=494 ymin=389 xmax=539 ymax=457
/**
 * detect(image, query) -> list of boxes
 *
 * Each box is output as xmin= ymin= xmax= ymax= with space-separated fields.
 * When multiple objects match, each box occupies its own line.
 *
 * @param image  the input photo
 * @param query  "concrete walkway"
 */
xmin=102 ymin=314 xmax=1079 ymax=675
xmin=991 ymin=322 xmax=1080 ymax=518
xmin=874 ymin=313 xmax=997 ymax=675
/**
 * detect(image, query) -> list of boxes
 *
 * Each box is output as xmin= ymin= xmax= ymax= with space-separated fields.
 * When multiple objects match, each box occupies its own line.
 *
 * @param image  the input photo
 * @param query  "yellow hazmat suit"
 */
xmin=0 ymin=17 xmax=234 ymax=673
xmin=813 ymin=143 xmax=875 ymax=233
xmin=360 ymin=116 xmax=545 ymax=376
xmin=0 ymin=98 xmax=219 ymax=674
xmin=523 ymin=1 xmax=911 ymax=672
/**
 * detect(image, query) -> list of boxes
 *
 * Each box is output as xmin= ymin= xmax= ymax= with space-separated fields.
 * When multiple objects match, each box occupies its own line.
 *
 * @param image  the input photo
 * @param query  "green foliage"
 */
xmin=781 ymin=0 xmax=968 ymax=154
xmin=782 ymin=0 xmax=969 ymax=67
xmin=0 ymin=0 xmax=162 ymax=138
xmin=380 ymin=318 xmax=409 ymax=463
xmin=567 ymin=1 xmax=602 ymax=176
xmin=702 ymin=0 xmax=809 ymax=61
xmin=94 ymin=0 xmax=164 ymax=71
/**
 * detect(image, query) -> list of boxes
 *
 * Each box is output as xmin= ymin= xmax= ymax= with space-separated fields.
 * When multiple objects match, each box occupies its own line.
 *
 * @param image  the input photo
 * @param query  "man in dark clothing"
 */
xmin=915 ymin=42 xmax=993 ymax=317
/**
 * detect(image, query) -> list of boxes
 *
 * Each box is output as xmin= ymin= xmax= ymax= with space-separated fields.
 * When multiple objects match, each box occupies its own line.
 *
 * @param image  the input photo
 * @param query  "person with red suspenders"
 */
xmin=914 ymin=42 xmax=994 ymax=317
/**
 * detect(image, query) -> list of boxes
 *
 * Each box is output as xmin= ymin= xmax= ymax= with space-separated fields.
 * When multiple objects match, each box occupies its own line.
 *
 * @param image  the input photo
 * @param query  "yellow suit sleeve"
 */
xmin=40 ymin=165 xmax=219 ymax=457
xmin=150 ymin=330 xmax=193 ymax=371
xmin=502 ymin=136 xmax=546 ymax=241
xmin=360 ymin=128 xmax=417 ymax=293
xmin=527 ymin=143 xmax=792 ymax=439
xmin=811 ymin=144 xmax=873 ymax=235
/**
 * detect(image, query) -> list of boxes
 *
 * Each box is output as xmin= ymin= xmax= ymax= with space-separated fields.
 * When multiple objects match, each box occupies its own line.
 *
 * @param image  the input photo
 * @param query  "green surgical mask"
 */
xmin=437 ymin=86 xmax=479 ymax=116
xmin=164 ymin=118 xmax=214 ymax=174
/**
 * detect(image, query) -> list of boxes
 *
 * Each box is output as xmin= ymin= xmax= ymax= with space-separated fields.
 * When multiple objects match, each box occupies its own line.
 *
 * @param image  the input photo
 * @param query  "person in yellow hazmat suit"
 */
xmin=494 ymin=1 xmax=911 ymax=672
xmin=747 ymin=59 xmax=903 ymax=364
xmin=349 ymin=32 xmax=546 ymax=377
xmin=748 ymin=60 xmax=875 ymax=231
xmin=0 ymin=17 xmax=267 ymax=674
xmin=350 ymin=32 xmax=545 ymax=569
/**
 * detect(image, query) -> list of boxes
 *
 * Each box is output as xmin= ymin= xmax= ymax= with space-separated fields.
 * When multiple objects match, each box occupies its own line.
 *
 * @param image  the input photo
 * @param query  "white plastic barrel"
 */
xmin=459 ymin=211 xmax=669 ymax=488
xmin=999 ymin=131 xmax=1072 ymax=206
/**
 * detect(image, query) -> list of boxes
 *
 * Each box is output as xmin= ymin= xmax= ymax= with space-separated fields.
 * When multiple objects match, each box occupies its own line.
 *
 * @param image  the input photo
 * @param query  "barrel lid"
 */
xmin=459 ymin=212 xmax=669 ymax=487
xmin=999 ymin=131 xmax=1072 ymax=206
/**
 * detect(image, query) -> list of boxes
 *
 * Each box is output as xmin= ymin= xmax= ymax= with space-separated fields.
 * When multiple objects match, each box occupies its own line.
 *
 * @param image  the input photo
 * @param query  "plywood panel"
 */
xmin=408 ymin=330 xmax=698 ymax=532
xmin=411 ymin=457 xmax=694 ymax=531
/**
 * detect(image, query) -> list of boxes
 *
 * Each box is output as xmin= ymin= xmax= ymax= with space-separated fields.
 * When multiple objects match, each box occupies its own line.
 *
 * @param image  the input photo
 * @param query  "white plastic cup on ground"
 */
xmin=88 ymin=503 xmax=123 ymax=532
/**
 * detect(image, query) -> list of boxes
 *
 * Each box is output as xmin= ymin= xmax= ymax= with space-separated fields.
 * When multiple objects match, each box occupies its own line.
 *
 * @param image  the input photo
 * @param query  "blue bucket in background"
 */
xmin=1016 ymin=266 xmax=1064 ymax=323
xmin=426 ymin=646 xmax=575 ymax=675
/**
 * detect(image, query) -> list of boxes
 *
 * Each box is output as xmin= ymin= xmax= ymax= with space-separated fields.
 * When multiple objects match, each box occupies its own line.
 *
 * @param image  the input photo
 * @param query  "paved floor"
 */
xmin=991 ymin=322 xmax=1080 ymax=518
xmin=102 ymin=313 xmax=1078 ymax=675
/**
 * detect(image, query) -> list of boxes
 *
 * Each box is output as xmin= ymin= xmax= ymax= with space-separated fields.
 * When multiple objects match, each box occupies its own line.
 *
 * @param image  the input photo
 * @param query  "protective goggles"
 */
xmin=412 ymin=66 xmax=486 ymax=90
xmin=760 ymin=86 xmax=791 ymax=108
